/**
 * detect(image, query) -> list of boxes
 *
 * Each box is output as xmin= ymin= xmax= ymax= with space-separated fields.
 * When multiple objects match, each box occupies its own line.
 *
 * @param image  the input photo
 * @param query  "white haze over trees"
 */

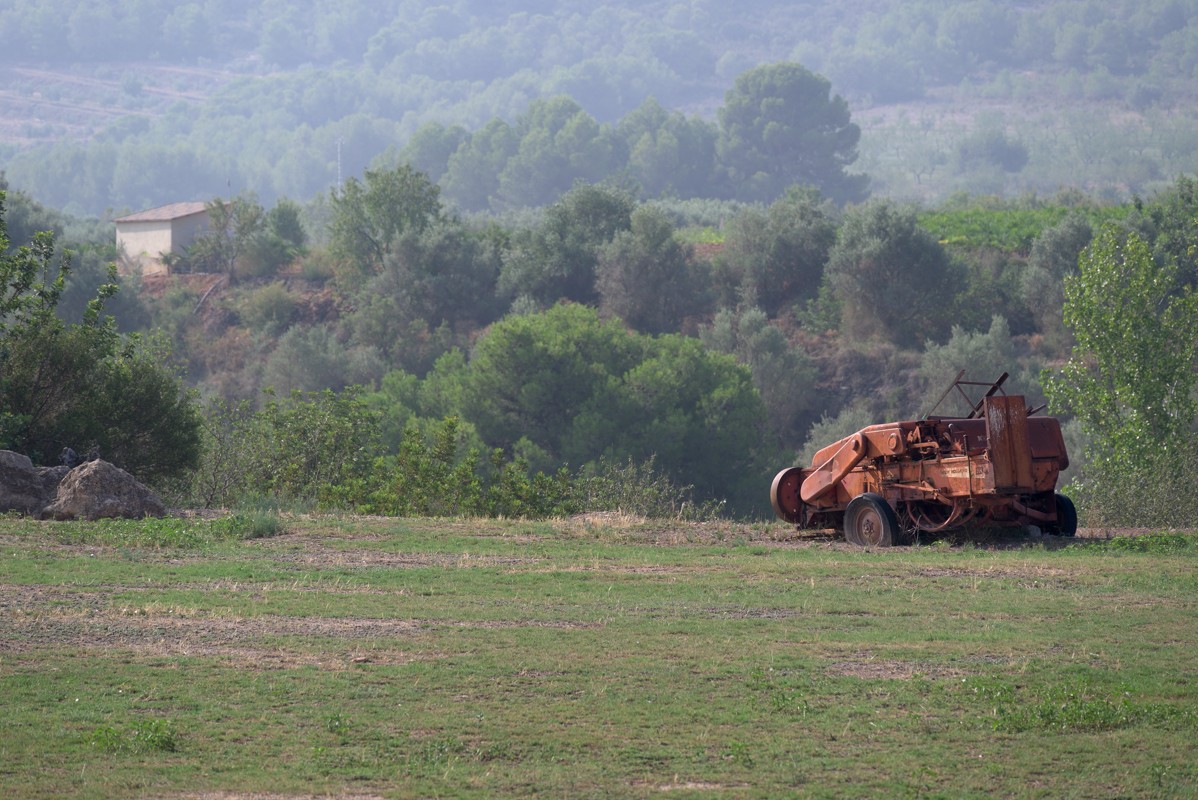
xmin=0 ymin=0 xmax=1196 ymax=214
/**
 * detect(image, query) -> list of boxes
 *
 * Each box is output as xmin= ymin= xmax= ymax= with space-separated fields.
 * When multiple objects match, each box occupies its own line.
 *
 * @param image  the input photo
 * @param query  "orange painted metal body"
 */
xmin=771 ymin=375 xmax=1071 ymax=537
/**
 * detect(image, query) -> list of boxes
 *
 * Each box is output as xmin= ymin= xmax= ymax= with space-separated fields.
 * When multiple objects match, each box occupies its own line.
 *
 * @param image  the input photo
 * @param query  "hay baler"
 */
xmin=770 ymin=373 xmax=1075 ymax=546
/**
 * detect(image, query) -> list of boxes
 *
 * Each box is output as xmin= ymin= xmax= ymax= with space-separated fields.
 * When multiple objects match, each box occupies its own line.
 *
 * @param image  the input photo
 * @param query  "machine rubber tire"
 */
xmin=1050 ymin=492 xmax=1078 ymax=536
xmin=843 ymin=493 xmax=901 ymax=547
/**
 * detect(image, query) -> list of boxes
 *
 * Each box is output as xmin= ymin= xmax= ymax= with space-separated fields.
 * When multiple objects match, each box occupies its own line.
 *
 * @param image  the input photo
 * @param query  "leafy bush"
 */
xmin=225 ymin=510 xmax=287 ymax=540
xmin=226 ymin=409 xmax=726 ymax=521
xmin=239 ymin=282 xmax=297 ymax=335
xmin=1066 ymin=442 xmax=1198 ymax=528
xmin=0 ymin=192 xmax=201 ymax=481
xmin=572 ymin=456 xmax=724 ymax=521
xmin=321 ymin=416 xmax=574 ymax=519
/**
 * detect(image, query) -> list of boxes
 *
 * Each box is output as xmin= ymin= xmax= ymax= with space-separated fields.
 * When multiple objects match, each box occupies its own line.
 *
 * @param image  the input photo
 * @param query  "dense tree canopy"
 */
xmin=461 ymin=304 xmax=767 ymax=511
xmin=498 ymin=183 xmax=635 ymax=308
xmin=825 ymin=199 xmax=956 ymax=347
xmin=717 ymin=63 xmax=867 ymax=204
xmin=329 ymin=164 xmax=443 ymax=277
xmin=8 ymin=131 xmax=1198 ymax=523
xmin=8 ymin=2 xmax=1198 ymax=212
xmin=596 ymin=205 xmax=700 ymax=334
xmin=718 ymin=186 xmax=838 ymax=315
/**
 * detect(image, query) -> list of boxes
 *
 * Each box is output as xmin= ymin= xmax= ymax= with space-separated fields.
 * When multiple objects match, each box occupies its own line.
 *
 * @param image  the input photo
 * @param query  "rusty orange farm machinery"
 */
xmin=770 ymin=373 xmax=1076 ymax=546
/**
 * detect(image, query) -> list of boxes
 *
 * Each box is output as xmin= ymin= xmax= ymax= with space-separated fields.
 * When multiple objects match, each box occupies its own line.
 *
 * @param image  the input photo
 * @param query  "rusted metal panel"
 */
xmin=985 ymin=395 xmax=1034 ymax=491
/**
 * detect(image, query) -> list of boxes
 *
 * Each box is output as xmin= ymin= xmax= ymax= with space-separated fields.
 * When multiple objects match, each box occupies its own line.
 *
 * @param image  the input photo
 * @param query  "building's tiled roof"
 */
xmin=114 ymin=202 xmax=210 ymax=223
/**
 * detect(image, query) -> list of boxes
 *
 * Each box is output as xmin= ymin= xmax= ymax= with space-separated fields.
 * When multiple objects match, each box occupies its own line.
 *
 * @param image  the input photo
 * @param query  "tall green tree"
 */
xmin=1020 ymin=212 xmax=1093 ymax=350
xmin=495 ymin=96 xmax=626 ymax=210
xmin=607 ymin=335 xmax=766 ymax=509
xmin=1135 ymin=174 xmax=1198 ymax=290
xmin=329 ymin=164 xmax=443 ymax=277
xmin=1043 ymin=224 xmax=1198 ymax=524
xmin=618 ymin=97 xmax=719 ymax=198
xmin=717 ymin=62 xmax=868 ymax=203
xmin=398 ymin=122 xmax=471 ymax=183
xmin=1044 ymin=225 xmax=1198 ymax=461
xmin=365 ymin=219 xmax=503 ymax=332
xmin=701 ymin=305 xmax=820 ymax=447
xmin=441 ymin=119 xmax=519 ymax=213
xmin=463 ymin=305 xmax=643 ymax=460
xmin=718 ymin=186 xmax=837 ymax=315
xmin=187 ymin=195 xmax=265 ymax=281
xmin=461 ymin=305 xmax=767 ymax=513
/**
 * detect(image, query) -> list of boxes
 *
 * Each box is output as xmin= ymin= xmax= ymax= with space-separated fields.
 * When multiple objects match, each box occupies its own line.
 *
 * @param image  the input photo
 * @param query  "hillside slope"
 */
xmin=3 ymin=0 xmax=1197 ymax=213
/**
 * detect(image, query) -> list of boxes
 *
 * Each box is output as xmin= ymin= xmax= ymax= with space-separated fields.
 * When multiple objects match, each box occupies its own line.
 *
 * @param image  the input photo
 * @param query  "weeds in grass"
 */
xmin=965 ymin=678 xmax=1192 ymax=733
xmin=1144 ymin=762 xmax=1195 ymax=796
xmin=49 ymin=512 xmax=286 ymax=548
xmin=226 ymin=510 xmax=286 ymax=539
xmin=1091 ymin=532 xmax=1198 ymax=554
xmin=746 ymin=667 xmax=813 ymax=717
xmin=325 ymin=713 xmax=352 ymax=741
xmin=724 ymin=741 xmax=755 ymax=768
xmin=91 ymin=719 xmax=179 ymax=753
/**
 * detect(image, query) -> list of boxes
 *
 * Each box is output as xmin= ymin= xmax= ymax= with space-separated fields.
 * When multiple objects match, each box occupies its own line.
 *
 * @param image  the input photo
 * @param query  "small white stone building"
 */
xmin=114 ymin=201 xmax=213 ymax=276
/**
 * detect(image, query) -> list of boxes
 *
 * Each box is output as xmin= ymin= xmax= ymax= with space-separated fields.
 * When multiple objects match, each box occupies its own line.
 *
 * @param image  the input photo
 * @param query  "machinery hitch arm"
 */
xmin=800 ymin=433 xmax=868 ymax=504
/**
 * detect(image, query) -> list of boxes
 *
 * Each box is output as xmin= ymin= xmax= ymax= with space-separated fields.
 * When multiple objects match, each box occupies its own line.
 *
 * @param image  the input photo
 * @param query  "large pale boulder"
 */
xmin=0 ymin=451 xmax=47 ymax=514
xmin=42 ymin=460 xmax=166 ymax=521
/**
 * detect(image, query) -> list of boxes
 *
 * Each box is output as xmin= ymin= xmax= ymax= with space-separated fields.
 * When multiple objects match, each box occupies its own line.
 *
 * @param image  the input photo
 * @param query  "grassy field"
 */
xmin=1 ymin=513 xmax=1196 ymax=799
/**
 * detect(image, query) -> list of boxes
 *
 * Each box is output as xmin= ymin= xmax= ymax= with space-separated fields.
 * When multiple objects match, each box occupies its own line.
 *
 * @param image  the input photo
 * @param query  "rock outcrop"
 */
xmin=42 ymin=459 xmax=166 ymax=521
xmin=0 ymin=450 xmax=167 ymax=520
xmin=0 ymin=451 xmax=47 ymax=514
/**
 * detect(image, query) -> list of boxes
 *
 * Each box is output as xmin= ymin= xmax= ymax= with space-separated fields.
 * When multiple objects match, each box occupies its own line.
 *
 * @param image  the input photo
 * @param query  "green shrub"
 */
xmin=239 ymin=282 xmax=297 ymax=335
xmin=224 ymin=510 xmax=286 ymax=539
xmin=1068 ymin=441 xmax=1198 ymax=528
xmin=572 ymin=455 xmax=724 ymax=521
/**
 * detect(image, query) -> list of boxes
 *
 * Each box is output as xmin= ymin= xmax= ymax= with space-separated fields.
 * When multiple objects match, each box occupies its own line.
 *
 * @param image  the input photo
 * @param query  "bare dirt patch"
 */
xmin=633 ymin=779 xmax=750 ymax=792
xmin=1 ymin=581 xmax=604 ymax=668
xmin=825 ymin=659 xmax=971 ymax=681
xmin=248 ymin=538 xmax=544 ymax=570
xmin=2 ymin=608 xmax=431 ymax=667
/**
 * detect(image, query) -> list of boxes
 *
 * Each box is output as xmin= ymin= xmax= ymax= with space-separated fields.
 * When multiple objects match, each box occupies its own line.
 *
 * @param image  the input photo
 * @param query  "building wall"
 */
xmin=116 ymin=220 xmax=176 ymax=276
xmin=171 ymin=212 xmax=212 ymax=251
xmin=115 ymin=211 xmax=211 ymax=276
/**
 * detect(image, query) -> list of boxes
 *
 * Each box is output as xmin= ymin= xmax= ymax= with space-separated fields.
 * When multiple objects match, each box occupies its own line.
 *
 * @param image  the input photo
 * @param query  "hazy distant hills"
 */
xmin=3 ymin=0 xmax=1197 ymax=215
